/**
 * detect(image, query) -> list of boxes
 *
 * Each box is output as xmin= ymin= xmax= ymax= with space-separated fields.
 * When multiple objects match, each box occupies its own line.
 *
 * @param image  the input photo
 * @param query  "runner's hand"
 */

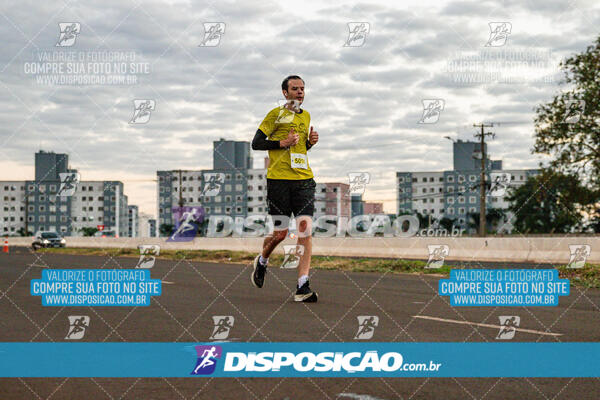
xmin=309 ymin=126 xmax=318 ymax=145
xmin=280 ymin=128 xmax=299 ymax=148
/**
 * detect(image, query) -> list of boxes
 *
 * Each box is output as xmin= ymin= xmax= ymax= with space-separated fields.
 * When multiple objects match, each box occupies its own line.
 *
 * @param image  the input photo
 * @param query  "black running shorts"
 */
xmin=267 ymin=178 xmax=316 ymax=226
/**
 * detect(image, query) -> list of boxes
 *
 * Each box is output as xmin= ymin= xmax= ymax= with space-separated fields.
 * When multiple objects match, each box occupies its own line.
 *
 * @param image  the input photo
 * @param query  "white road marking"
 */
xmin=27 ymin=263 xmax=48 ymax=268
xmin=413 ymin=315 xmax=562 ymax=336
xmin=338 ymin=394 xmax=389 ymax=400
xmin=161 ymin=281 xmax=175 ymax=284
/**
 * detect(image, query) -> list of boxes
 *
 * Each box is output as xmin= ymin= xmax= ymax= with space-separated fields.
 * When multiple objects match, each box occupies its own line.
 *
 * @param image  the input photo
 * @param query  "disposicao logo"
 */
xmin=191 ymin=345 xmax=222 ymax=375
xmin=223 ymin=351 xmax=404 ymax=373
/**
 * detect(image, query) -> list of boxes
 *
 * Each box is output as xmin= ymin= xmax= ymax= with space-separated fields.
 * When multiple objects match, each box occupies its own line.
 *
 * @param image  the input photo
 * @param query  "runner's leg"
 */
xmin=296 ymin=216 xmax=312 ymax=279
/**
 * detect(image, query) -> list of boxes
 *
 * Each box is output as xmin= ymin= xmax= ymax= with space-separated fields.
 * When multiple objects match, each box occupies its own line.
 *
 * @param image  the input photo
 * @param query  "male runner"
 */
xmin=250 ymin=75 xmax=319 ymax=302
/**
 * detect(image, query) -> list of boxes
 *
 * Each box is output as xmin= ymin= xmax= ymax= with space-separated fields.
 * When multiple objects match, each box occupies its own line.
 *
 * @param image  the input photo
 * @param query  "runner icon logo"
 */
xmin=202 ymin=173 xmax=225 ymax=197
xmin=485 ymin=22 xmax=512 ymax=47
xmin=56 ymin=23 xmax=80 ymax=47
xmin=281 ymin=245 xmax=304 ymax=269
xmin=210 ymin=316 xmax=234 ymax=340
xmin=418 ymin=99 xmax=444 ymax=124
xmin=344 ymin=22 xmax=370 ymax=47
xmin=347 ymin=172 xmax=370 ymax=196
xmin=354 ymin=316 xmax=379 ymax=340
xmin=198 ymin=23 xmax=225 ymax=47
xmin=488 ymin=172 xmax=511 ymax=197
xmin=275 ymin=99 xmax=299 ymax=124
xmin=136 ymin=245 xmax=160 ymax=269
xmin=65 ymin=316 xmax=89 ymax=340
xmin=129 ymin=99 xmax=155 ymax=124
xmin=563 ymin=99 xmax=585 ymax=124
xmin=567 ymin=244 xmax=591 ymax=269
xmin=168 ymin=207 xmax=204 ymax=242
xmin=426 ymin=245 xmax=449 ymax=269
xmin=496 ymin=316 xmax=520 ymax=340
xmin=191 ymin=345 xmax=222 ymax=375
xmin=57 ymin=172 xmax=80 ymax=197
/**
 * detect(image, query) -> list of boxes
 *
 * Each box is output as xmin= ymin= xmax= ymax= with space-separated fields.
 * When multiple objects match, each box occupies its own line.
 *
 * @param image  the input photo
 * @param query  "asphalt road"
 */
xmin=1 ymin=247 xmax=599 ymax=399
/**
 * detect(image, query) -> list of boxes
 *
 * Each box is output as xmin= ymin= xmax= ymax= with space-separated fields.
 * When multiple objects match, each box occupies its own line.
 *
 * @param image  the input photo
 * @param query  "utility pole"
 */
xmin=473 ymin=123 xmax=495 ymax=237
xmin=24 ymin=187 xmax=29 ymax=235
xmin=177 ymin=170 xmax=184 ymax=208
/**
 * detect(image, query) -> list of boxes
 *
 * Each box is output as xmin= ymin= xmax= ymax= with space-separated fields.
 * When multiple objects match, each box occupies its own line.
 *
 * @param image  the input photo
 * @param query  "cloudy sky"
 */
xmin=1 ymin=0 xmax=599 ymax=215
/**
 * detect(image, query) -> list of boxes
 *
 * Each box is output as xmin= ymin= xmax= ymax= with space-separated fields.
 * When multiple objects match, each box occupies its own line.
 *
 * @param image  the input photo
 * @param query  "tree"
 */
xmin=533 ymin=36 xmax=600 ymax=192
xmin=506 ymin=169 xmax=595 ymax=234
xmin=438 ymin=217 xmax=456 ymax=232
xmin=159 ymin=223 xmax=174 ymax=237
xmin=17 ymin=227 xmax=33 ymax=236
xmin=80 ymin=227 xmax=98 ymax=237
xmin=466 ymin=208 xmax=506 ymax=234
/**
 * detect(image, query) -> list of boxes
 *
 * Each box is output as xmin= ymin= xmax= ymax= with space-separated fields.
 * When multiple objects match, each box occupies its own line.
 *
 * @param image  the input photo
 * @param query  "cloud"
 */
xmin=1 ymin=0 xmax=599 ymax=215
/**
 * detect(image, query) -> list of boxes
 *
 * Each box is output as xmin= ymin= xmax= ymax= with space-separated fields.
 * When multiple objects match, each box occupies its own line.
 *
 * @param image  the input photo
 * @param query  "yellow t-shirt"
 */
xmin=258 ymin=106 xmax=314 ymax=180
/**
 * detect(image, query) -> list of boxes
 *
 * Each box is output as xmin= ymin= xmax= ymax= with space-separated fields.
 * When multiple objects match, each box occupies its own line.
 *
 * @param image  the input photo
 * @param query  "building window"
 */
xmin=235 ymin=184 xmax=243 ymax=191
xmin=398 ymin=177 xmax=404 ymax=183
xmin=422 ymin=177 xmax=427 ymax=182
xmin=469 ymin=196 xmax=476 ymax=203
xmin=458 ymin=197 xmax=465 ymax=204
xmin=429 ymin=177 xmax=434 ymax=182
xmin=447 ymin=176 xmax=454 ymax=183
xmin=459 ymin=208 xmax=465 ymax=214
xmin=469 ymin=175 xmax=476 ymax=182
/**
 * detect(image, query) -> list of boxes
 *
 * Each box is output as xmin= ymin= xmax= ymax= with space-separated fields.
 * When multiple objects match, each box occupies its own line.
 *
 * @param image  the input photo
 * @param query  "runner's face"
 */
xmin=283 ymin=79 xmax=304 ymax=105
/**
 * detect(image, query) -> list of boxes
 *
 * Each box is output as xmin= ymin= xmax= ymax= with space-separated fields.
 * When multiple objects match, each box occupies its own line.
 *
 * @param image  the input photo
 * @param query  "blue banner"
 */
xmin=439 ymin=269 xmax=569 ymax=306
xmin=30 ymin=269 xmax=162 ymax=306
xmin=0 ymin=342 xmax=598 ymax=377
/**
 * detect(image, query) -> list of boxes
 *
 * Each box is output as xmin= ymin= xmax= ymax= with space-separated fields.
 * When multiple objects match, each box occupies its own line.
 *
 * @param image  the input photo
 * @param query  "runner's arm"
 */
xmin=252 ymin=129 xmax=280 ymax=150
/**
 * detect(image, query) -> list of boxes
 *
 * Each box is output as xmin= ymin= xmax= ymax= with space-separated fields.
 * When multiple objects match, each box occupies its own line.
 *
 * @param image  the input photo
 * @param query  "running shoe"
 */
xmin=251 ymin=255 xmax=267 ymax=288
xmin=294 ymin=280 xmax=318 ymax=302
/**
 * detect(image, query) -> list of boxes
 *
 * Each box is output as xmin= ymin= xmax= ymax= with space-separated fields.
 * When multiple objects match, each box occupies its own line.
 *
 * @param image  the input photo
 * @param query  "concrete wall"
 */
xmin=5 ymin=236 xmax=600 ymax=264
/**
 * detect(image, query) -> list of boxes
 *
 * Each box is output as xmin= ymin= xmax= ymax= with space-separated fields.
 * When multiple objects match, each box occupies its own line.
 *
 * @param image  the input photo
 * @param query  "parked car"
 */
xmin=32 ymin=231 xmax=66 ymax=250
xmin=94 ymin=230 xmax=116 ymax=237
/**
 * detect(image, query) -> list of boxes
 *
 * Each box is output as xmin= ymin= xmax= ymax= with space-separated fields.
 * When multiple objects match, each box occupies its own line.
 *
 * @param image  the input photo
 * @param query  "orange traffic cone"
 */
xmin=3 ymin=236 xmax=8 ymax=253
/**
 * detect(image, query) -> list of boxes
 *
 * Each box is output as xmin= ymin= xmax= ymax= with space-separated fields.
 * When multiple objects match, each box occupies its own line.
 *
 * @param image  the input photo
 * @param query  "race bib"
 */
xmin=290 ymin=153 xmax=308 ymax=169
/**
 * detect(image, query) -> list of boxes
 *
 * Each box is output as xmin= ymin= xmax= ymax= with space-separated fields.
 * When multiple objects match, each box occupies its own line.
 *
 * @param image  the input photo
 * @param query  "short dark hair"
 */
xmin=282 ymin=75 xmax=304 ymax=91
